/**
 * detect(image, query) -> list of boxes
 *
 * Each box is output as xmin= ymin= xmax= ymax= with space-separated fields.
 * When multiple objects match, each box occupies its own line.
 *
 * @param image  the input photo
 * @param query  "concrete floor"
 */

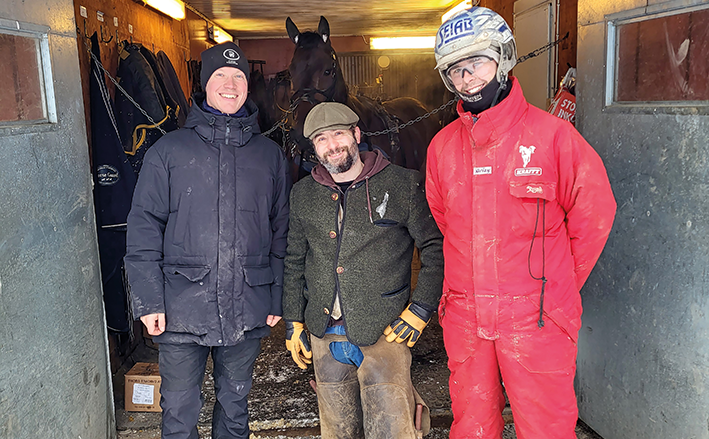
xmin=115 ymin=317 xmax=603 ymax=439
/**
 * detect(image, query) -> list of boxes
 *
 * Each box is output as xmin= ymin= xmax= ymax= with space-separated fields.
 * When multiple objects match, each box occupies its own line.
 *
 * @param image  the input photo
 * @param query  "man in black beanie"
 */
xmin=199 ymin=42 xmax=251 ymax=115
xmin=125 ymin=41 xmax=291 ymax=439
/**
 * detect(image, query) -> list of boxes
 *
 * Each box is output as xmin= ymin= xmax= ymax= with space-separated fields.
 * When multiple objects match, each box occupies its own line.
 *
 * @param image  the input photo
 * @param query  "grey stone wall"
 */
xmin=575 ymin=1 xmax=709 ymax=438
xmin=0 ymin=1 xmax=115 ymax=438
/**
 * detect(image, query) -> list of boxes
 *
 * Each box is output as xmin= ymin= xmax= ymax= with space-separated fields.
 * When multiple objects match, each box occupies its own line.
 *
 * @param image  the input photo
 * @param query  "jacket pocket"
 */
xmin=162 ymin=264 xmax=212 ymax=335
xmin=509 ymin=181 xmax=556 ymax=201
xmin=171 ymin=193 xmax=191 ymax=247
xmin=373 ymin=219 xmax=399 ymax=228
xmin=243 ymin=265 xmax=274 ymax=286
xmin=508 ymin=181 xmax=557 ymax=238
xmin=242 ymin=265 xmax=275 ymax=331
xmin=525 ymin=295 xmax=581 ymax=344
xmin=506 ymin=295 xmax=578 ymax=374
xmin=164 ymin=265 xmax=210 ymax=282
xmin=381 ymin=284 xmax=409 ymax=298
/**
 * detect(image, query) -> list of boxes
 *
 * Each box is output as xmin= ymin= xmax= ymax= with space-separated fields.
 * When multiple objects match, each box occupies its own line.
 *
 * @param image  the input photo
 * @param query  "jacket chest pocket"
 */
xmin=508 ymin=181 xmax=557 ymax=238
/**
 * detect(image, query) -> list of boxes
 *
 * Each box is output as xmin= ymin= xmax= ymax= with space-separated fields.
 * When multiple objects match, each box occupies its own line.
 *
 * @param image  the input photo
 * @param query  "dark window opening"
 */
xmin=616 ymin=7 xmax=709 ymax=102
xmin=0 ymin=33 xmax=45 ymax=122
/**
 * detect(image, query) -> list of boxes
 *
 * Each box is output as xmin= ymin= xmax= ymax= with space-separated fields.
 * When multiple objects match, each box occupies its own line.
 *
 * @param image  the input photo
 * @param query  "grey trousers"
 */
xmin=311 ymin=333 xmax=429 ymax=439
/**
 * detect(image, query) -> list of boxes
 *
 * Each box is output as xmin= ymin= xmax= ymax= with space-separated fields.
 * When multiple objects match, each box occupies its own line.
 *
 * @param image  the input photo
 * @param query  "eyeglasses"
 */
xmin=446 ymin=56 xmax=495 ymax=83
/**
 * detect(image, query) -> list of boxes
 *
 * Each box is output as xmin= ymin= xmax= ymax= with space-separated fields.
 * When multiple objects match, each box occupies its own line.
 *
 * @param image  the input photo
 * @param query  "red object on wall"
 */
xmin=547 ymin=88 xmax=576 ymax=125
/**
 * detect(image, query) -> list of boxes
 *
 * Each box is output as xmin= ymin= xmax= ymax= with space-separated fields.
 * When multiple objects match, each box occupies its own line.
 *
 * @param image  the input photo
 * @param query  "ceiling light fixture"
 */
xmin=441 ymin=0 xmax=473 ymax=23
xmin=213 ymin=26 xmax=233 ymax=43
xmin=143 ymin=0 xmax=185 ymax=20
xmin=370 ymin=36 xmax=436 ymax=50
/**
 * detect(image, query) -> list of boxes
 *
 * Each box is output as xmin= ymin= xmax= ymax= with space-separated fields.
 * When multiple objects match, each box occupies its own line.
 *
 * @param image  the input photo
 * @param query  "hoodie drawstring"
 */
xmin=528 ymin=198 xmax=547 ymax=328
xmin=365 ymin=176 xmax=373 ymax=224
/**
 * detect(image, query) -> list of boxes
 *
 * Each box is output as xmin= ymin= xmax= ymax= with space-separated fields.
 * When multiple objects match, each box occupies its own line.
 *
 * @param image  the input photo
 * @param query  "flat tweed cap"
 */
xmin=303 ymin=102 xmax=359 ymax=139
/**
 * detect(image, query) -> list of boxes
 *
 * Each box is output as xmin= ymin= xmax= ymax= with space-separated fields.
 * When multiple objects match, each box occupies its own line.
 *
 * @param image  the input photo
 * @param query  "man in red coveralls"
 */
xmin=426 ymin=7 xmax=616 ymax=439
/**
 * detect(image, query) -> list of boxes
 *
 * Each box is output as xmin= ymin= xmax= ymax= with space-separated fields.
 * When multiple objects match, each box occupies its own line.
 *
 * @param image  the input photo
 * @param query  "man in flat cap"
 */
xmin=125 ymin=42 xmax=290 ymax=439
xmin=281 ymin=101 xmax=444 ymax=438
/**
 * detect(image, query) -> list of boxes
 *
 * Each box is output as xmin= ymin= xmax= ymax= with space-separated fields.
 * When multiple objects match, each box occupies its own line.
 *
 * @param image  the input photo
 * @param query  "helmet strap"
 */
xmin=490 ymin=77 xmax=508 ymax=107
xmin=460 ymin=77 xmax=510 ymax=114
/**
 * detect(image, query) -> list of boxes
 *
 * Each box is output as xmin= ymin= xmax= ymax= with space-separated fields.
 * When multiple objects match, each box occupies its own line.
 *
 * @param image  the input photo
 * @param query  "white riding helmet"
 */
xmin=434 ymin=7 xmax=517 ymax=94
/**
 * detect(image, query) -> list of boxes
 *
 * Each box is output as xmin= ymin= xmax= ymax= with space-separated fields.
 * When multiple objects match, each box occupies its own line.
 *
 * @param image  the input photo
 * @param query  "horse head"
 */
xmin=286 ymin=16 xmax=348 ymax=104
xmin=284 ymin=16 xmax=349 ymax=173
xmin=282 ymin=16 xmax=440 ymax=180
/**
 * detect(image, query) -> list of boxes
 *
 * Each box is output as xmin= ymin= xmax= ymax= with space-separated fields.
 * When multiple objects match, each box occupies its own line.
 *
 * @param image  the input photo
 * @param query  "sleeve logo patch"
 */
xmin=474 ymin=166 xmax=492 ymax=175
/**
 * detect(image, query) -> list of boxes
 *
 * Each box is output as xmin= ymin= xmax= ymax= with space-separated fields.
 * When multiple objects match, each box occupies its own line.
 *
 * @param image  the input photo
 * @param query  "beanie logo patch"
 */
xmin=223 ymin=48 xmax=240 ymax=65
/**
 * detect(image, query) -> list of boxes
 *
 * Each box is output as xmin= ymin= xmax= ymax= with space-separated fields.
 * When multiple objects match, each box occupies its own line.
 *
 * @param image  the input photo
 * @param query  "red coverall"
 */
xmin=426 ymin=78 xmax=616 ymax=439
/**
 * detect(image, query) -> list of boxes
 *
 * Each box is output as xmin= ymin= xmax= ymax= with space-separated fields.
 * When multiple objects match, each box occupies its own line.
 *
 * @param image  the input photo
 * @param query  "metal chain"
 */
xmin=361 ymin=98 xmax=457 ymax=137
xmin=262 ymin=31 xmax=567 ymax=140
xmin=516 ymin=31 xmax=569 ymax=64
xmin=262 ymin=96 xmax=308 ymax=137
xmin=84 ymin=39 xmax=167 ymax=135
xmin=263 ymin=120 xmax=284 ymax=137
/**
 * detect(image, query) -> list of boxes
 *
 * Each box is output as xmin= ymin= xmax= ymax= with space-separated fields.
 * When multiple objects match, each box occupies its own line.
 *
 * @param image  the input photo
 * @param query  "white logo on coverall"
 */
xmin=527 ymin=186 xmax=543 ymax=194
xmin=376 ymin=192 xmax=389 ymax=219
xmin=519 ymin=145 xmax=536 ymax=167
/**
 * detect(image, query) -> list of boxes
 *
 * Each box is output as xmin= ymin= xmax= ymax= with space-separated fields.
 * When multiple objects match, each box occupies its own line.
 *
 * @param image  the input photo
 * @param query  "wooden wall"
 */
xmin=72 ymin=0 xmax=223 ymax=157
xmin=480 ymin=0 xmax=578 ymax=81
xmin=557 ymin=0 xmax=578 ymax=74
xmin=73 ymin=0 xmax=190 ymax=110
xmin=240 ymin=35 xmax=370 ymax=79
xmin=480 ymin=0 xmax=515 ymax=29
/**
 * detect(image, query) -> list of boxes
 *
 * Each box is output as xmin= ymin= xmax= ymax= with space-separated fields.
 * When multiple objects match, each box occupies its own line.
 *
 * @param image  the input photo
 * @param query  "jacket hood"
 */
xmin=185 ymin=93 xmax=262 ymax=147
xmin=311 ymin=149 xmax=390 ymax=189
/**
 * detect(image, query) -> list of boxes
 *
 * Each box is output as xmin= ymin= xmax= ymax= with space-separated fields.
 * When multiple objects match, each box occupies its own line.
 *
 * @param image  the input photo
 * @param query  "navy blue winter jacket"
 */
xmin=125 ymin=96 xmax=291 ymax=346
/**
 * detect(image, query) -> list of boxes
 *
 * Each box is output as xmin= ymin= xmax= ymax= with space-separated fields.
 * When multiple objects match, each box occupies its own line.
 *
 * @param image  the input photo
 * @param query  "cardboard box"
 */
xmin=124 ymin=362 xmax=162 ymax=412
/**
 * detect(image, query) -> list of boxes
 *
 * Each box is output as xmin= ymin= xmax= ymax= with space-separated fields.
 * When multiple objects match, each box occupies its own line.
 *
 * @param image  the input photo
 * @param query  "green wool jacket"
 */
xmin=282 ymin=150 xmax=444 ymax=346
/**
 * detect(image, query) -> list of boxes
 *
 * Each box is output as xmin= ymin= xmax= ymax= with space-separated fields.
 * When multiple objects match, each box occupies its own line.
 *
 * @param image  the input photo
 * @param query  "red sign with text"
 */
xmin=547 ymin=89 xmax=576 ymax=125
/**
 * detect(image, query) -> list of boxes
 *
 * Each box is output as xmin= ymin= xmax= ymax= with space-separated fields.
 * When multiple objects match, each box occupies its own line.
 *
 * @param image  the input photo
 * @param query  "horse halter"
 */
xmin=290 ymin=48 xmax=339 ymax=106
xmin=289 ymin=71 xmax=338 ymax=108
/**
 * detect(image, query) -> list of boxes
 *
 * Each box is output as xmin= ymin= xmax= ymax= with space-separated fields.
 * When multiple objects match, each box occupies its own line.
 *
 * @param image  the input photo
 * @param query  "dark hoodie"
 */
xmin=283 ymin=150 xmax=444 ymax=346
xmin=311 ymin=150 xmax=390 ymax=224
xmin=125 ymin=95 xmax=291 ymax=346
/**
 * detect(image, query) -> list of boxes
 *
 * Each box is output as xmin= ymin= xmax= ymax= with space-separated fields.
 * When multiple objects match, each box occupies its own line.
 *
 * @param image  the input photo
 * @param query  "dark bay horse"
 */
xmin=284 ymin=16 xmax=440 ymax=179
xmin=249 ymin=69 xmax=292 ymax=147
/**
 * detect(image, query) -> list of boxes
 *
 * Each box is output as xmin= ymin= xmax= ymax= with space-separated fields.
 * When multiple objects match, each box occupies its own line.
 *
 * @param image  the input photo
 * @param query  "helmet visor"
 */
xmin=446 ymin=56 xmax=497 ymax=85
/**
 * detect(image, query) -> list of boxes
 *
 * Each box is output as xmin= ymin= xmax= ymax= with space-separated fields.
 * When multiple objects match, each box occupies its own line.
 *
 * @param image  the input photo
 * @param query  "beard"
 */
xmin=317 ymin=138 xmax=359 ymax=174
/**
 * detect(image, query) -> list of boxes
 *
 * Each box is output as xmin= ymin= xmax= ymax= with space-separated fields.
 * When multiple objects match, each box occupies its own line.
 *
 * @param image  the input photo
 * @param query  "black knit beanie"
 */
xmin=200 ymin=42 xmax=250 ymax=89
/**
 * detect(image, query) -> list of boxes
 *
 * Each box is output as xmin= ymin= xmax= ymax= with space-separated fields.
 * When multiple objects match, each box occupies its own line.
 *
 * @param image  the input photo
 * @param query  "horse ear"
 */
xmin=286 ymin=17 xmax=300 ymax=44
xmin=318 ymin=16 xmax=330 ymax=44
